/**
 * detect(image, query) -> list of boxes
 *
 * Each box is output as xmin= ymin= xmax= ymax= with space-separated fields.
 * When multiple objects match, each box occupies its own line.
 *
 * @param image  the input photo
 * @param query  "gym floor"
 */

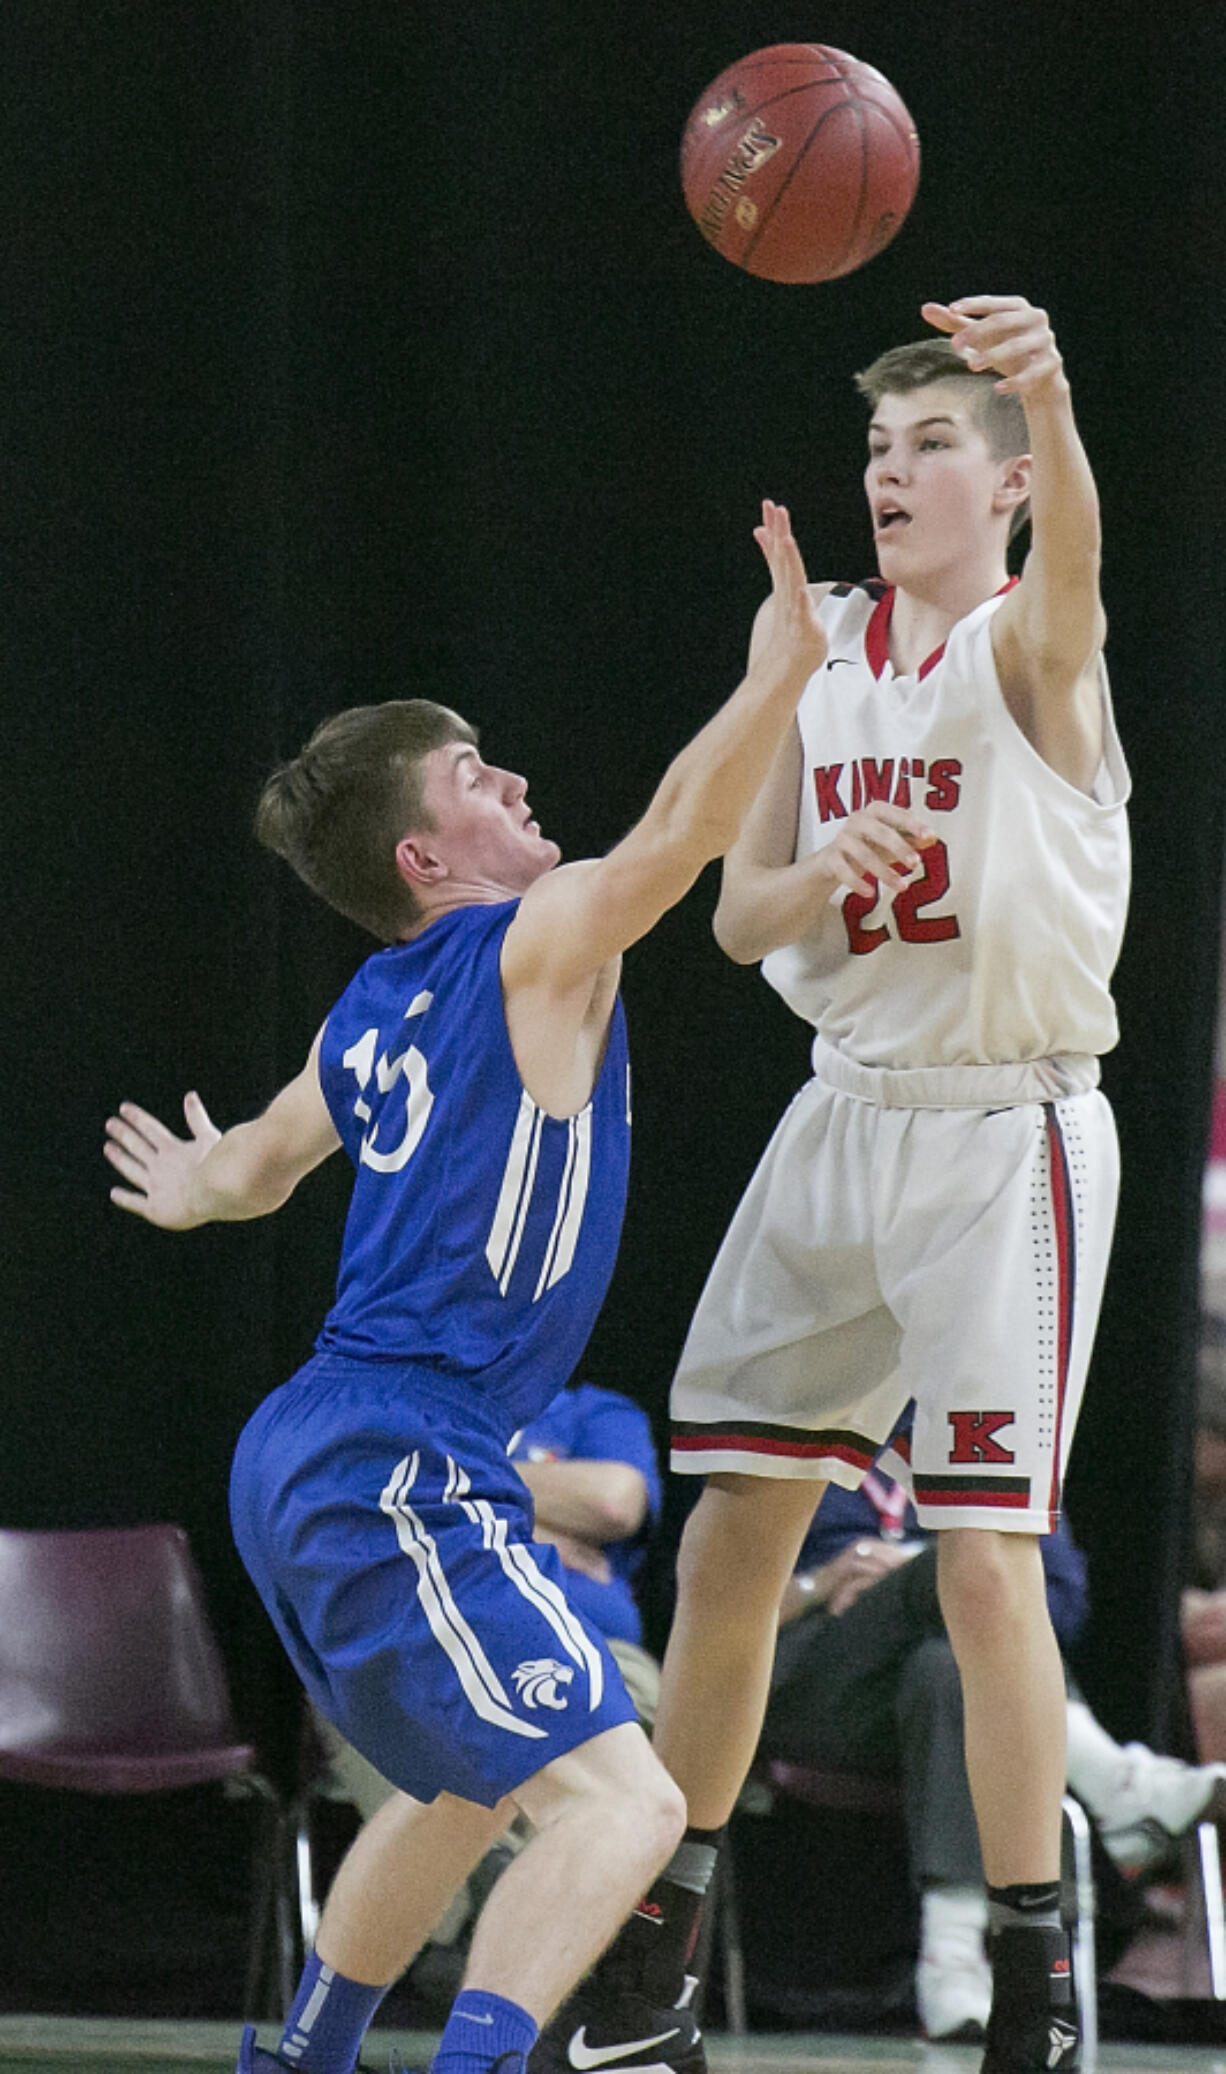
xmin=0 ymin=2024 xmax=1223 ymax=2074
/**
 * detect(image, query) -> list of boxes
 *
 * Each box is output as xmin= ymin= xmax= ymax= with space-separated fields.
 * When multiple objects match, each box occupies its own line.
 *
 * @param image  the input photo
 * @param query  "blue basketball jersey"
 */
xmin=315 ymin=899 xmax=631 ymax=1431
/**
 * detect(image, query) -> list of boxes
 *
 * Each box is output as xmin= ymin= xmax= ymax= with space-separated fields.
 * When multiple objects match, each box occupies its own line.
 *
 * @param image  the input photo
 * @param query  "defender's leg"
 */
xmin=470 ymin=1721 xmax=685 ymax=2016
xmin=317 ymin=1787 xmax=513 ymax=1985
xmin=238 ymin=1790 xmax=513 ymax=2073
xmin=423 ymin=1726 xmax=685 ymax=2074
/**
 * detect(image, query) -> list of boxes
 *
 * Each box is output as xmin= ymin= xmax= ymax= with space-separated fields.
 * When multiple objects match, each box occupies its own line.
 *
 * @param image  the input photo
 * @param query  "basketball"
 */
xmin=681 ymin=44 xmax=920 ymax=284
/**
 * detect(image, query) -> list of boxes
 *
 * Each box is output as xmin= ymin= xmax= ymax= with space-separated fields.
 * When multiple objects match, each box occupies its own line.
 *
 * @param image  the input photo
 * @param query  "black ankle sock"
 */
xmin=681 ymin=1823 xmax=724 ymax=1848
xmin=987 ymin=1881 xmax=1061 ymax=1935
xmin=599 ymin=1828 xmax=725 ymax=2004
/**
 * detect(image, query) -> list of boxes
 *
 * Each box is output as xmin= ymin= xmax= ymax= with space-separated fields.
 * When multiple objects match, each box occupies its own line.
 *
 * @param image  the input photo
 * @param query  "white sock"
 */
xmin=1064 ymin=1696 xmax=1130 ymax=1813
xmin=922 ymin=1883 xmax=988 ymax=1953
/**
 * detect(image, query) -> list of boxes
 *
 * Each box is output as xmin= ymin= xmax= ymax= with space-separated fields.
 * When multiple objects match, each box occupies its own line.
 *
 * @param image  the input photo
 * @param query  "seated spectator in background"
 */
xmin=764 ymin=1411 xmax=1226 ymax=2044
xmin=1182 ymin=1315 xmax=1226 ymax=1760
xmin=509 ymin=1381 xmax=662 ymax=1727
xmin=316 ymin=1378 xmax=662 ymax=1827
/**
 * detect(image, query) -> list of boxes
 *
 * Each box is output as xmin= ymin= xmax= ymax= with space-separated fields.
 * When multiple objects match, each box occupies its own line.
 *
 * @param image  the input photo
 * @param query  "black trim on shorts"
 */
xmin=913 ymin=1473 xmax=1032 ymax=1497
xmin=672 ymin=1418 xmax=876 ymax=1452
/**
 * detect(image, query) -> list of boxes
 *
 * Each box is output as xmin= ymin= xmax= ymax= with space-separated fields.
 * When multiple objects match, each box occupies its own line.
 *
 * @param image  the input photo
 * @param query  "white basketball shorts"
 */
xmin=670 ymin=1055 xmax=1119 ymax=1533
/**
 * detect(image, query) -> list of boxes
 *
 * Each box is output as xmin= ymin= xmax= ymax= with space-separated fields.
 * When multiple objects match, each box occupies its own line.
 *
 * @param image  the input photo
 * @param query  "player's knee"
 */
xmin=613 ymin=1729 xmax=686 ymax=1833
xmin=521 ymin=1724 xmax=682 ymax=1859
xmin=937 ymin=1527 xmax=1043 ymax=1641
xmin=574 ymin=1744 xmax=684 ymax=1880
xmin=610 ymin=1731 xmax=685 ymax=1849
xmin=675 ymin=1477 xmax=815 ymax=1615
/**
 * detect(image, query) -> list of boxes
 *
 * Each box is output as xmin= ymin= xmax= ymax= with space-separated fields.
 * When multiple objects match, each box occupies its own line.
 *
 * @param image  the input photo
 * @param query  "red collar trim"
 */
xmin=864 ymin=577 xmax=1019 ymax=682
xmin=864 ymin=587 xmax=895 ymax=679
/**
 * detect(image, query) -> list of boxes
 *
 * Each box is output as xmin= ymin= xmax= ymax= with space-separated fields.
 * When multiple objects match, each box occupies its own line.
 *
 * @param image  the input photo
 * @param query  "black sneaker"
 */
xmin=980 ymin=1926 xmax=1079 ymax=2074
xmin=528 ymin=1982 xmax=706 ymax=2074
xmin=981 ymin=2015 xmax=1079 ymax=2074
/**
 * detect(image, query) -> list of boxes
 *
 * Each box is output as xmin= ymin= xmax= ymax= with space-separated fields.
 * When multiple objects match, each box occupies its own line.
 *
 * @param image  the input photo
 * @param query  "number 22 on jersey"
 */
xmin=842 ymin=839 xmax=960 ymax=955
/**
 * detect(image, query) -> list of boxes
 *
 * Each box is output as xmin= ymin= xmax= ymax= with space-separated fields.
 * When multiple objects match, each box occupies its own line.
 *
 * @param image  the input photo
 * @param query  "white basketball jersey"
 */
xmin=761 ymin=583 xmax=1131 ymax=1072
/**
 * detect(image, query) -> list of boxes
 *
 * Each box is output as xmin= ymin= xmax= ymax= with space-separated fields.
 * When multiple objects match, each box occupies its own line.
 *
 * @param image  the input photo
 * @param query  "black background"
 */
xmin=3 ymin=0 xmax=1226 ymax=2015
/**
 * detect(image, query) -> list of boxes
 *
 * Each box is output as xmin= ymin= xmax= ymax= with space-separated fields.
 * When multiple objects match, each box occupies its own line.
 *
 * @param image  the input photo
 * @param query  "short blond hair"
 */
xmin=255 ymin=699 xmax=477 ymax=940
xmin=855 ymin=338 xmax=1030 ymax=540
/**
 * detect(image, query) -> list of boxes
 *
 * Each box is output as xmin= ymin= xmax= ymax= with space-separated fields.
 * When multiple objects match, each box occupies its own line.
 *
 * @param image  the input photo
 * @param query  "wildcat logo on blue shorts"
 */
xmin=512 ymin=1658 xmax=574 ymax=1710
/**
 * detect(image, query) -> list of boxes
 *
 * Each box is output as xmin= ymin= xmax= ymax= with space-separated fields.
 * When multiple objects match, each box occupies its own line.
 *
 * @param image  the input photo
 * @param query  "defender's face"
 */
xmin=417 ymin=742 xmax=561 ymax=892
xmin=864 ymin=384 xmax=1009 ymax=581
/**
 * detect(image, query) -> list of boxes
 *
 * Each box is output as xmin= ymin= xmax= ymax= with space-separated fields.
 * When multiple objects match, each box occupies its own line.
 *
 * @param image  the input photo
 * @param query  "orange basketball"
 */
xmin=681 ymin=43 xmax=920 ymax=283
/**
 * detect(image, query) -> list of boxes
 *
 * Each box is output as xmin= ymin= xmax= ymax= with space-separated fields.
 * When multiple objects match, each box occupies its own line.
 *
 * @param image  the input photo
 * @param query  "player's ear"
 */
xmin=395 ymin=833 xmax=447 ymax=889
xmin=995 ymin=453 xmax=1031 ymax=522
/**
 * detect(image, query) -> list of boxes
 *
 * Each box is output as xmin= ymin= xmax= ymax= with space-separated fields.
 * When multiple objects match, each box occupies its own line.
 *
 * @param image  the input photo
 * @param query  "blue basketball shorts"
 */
xmin=229 ymin=1352 xmax=639 ymax=1807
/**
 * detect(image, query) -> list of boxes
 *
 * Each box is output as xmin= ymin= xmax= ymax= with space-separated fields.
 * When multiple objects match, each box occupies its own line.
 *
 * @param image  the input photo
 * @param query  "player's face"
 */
xmin=864 ymin=385 xmax=1009 ymax=581
xmin=417 ymin=743 xmax=561 ymax=891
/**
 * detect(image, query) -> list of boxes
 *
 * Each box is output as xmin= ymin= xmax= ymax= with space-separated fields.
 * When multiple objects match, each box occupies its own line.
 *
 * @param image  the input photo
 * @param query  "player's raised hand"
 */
xmin=922 ymin=295 xmax=1067 ymax=402
xmin=754 ymin=499 xmax=827 ymax=677
xmin=104 ymin=1092 xmax=221 ymax=1230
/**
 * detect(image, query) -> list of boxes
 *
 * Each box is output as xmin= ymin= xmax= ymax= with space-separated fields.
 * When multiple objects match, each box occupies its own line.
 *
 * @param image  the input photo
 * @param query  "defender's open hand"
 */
xmin=922 ymin=295 xmax=1067 ymax=402
xmin=104 ymin=1092 xmax=221 ymax=1230
xmin=754 ymin=499 xmax=827 ymax=677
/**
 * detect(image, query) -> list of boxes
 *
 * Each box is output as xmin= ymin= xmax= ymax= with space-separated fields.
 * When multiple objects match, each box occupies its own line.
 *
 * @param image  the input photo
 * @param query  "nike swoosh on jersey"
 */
xmin=826 ymin=657 xmax=855 ymax=668
xmin=567 ymin=2027 xmax=681 ymax=2069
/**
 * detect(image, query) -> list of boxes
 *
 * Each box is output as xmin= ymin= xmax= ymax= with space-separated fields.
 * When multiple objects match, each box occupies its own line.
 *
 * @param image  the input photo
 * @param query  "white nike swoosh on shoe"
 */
xmin=567 ymin=2027 xmax=681 ymax=2069
xmin=570 ymin=2061 xmax=679 ymax=2074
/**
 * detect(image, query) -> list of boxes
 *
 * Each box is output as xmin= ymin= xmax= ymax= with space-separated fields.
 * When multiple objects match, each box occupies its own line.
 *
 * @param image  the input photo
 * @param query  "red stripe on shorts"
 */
xmin=917 ymin=1486 xmax=1032 ymax=1509
xmin=671 ymin=1433 xmax=874 ymax=1467
xmin=1044 ymin=1106 xmax=1076 ymax=1532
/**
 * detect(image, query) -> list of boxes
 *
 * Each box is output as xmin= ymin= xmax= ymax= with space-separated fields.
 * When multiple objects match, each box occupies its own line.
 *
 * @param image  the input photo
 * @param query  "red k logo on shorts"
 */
xmin=947 ymin=1411 xmax=1016 ymax=1465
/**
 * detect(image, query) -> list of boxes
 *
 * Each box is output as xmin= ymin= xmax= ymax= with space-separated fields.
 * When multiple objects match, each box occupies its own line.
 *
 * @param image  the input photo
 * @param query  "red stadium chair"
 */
xmin=0 ymin=1523 xmax=295 ymax=2016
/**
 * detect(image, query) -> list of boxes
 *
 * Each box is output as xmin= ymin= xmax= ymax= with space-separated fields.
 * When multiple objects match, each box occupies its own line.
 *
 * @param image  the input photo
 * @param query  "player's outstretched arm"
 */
xmin=714 ymin=596 xmax=937 ymax=963
xmin=925 ymin=295 xmax=1107 ymax=789
xmin=502 ymin=501 xmax=826 ymax=995
xmin=104 ymin=1028 xmax=340 ymax=1230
